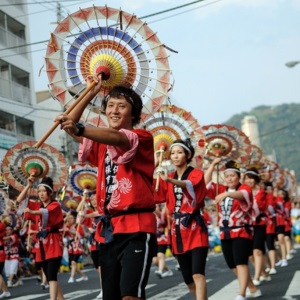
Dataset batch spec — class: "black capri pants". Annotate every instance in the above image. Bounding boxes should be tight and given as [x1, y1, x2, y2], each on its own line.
[221, 237, 252, 269]
[40, 256, 62, 281]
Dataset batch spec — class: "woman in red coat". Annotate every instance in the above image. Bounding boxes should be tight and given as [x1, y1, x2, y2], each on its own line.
[158, 139, 208, 300]
[205, 158, 261, 300]
[24, 177, 64, 300]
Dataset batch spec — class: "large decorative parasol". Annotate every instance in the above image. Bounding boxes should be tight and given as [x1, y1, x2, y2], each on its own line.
[45, 5, 173, 128]
[242, 144, 266, 170]
[141, 104, 206, 169]
[68, 163, 97, 196]
[202, 124, 252, 170]
[2, 141, 68, 192]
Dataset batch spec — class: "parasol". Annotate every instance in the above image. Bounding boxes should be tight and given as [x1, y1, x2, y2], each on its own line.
[45, 5, 173, 129]
[242, 144, 266, 170]
[141, 104, 206, 169]
[68, 163, 97, 197]
[1, 141, 68, 192]
[202, 124, 252, 170]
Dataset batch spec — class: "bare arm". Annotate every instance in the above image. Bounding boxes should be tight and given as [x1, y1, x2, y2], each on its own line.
[16, 176, 36, 203]
[204, 157, 221, 184]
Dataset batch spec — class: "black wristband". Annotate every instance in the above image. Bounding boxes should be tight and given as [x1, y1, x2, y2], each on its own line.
[75, 123, 85, 136]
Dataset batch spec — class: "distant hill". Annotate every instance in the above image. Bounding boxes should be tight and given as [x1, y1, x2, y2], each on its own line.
[225, 103, 300, 182]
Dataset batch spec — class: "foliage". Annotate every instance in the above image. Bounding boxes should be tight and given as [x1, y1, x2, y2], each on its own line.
[225, 103, 300, 182]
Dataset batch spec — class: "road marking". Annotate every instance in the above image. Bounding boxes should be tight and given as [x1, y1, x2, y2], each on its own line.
[10, 294, 47, 300]
[209, 279, 239, 300]
[148, 282, 189, 300]
[284, 271, 300, 297]
[64, 290, 99, 299]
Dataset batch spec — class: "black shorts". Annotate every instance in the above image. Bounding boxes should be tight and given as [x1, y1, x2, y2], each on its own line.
[90, 250, 101, 269]
[221, 238, 252, 269]
[252, 225, 266, 253]
[69, 254, 81, 263]
[276, 225, 285, 235]
[153, 243, 169, 257]
[41, 256, 62, 281]
[0, 261, 4, 274]
[176, 247, 208, 284]
[99, 232, 156, 300]
[266, 233, 276, 251]
[284, 231, 291, 238]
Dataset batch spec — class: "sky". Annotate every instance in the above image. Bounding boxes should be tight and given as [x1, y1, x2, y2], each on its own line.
[25, 0, 300, 126]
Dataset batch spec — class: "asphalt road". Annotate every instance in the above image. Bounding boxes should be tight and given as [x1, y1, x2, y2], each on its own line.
[6, 244, 300, 300]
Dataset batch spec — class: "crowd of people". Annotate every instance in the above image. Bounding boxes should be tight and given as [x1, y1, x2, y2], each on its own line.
[0, 75, 299, 300]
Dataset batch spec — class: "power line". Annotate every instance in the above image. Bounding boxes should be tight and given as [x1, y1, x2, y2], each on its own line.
[0, 0, 213, 52]
[0, 0, 83, 6]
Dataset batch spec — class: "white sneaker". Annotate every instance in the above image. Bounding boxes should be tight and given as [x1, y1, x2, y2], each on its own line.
[290, 248, 297, 254]
[161, 270, 174, 278]
[97, 290, 103, 299]
[281, 259, 288, 267]
[68, 277, 74, 283]
[6, 281, 12, 288]
[246, 288, 262, 298]
[269, 268, 277, 275]
[286, 254, 293, 260]
[234, 296, 246, 300]
[13, 279, 23, 287]
[259, 275, 271, 282]
[76, 276, 88, 282]
[252, 279, 261, 286]
[275, 260, 282, 266]
[265, 267, 270, 273]
[155, 270, 163, 278]
[0, 292, 11, 299]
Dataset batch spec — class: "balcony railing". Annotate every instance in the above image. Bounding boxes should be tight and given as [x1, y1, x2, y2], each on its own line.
[0, 78, 31, 104]
[0, 128, 34, 150]
[0, 26, 28, 58]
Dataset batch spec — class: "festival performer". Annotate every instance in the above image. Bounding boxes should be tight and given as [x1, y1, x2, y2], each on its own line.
[23, 177, 64, 300]
[16, 189, 49, 290]
[78, 193, 103, 299]
[3, 225, 22, 288]
[282, 189, 294, 260]
[157, 139, 209, 300]
[0, 218, 10, 299]
[263, 181, 278, 275]
[274, 188, 288, 267]
[205, 158, 261, 300]
[243, 168, 270, 285]
[152, 203, 173, 279]
[57, 76, 157, 300]
[64, 211, 88, 283]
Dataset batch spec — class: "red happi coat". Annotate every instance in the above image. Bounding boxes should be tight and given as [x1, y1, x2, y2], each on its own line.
[275, 195, 286, 227]
[79, 128, 156, 243]
[4, 233, 19, 260]
[284, 201, 292, 232]
[163, 168, 208, 254]
[66, 224, 85, 255]
[33, 201, 64, 262]
[206, 183, 253, 240]
[155, 211, 171, 246]
[252, 189, 268, 226]
[265, 193, 277, 234]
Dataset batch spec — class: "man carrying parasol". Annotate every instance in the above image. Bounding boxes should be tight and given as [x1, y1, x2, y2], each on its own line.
[57, 75, 156, 300]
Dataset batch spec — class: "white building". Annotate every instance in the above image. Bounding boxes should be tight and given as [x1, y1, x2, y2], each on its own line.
[241, 115, 261, 147]
[0, 1, 73, 165]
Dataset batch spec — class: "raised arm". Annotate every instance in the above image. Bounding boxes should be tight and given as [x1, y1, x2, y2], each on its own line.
[204, 157, 221, 184]
[16, 176, 36, 204]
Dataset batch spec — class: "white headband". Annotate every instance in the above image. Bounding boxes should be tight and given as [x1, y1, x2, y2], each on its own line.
[38, 183, 53, 192]
[224, 168, 240, 174]
[245, 170, 259, 176]
[169, 143, 191, 154]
